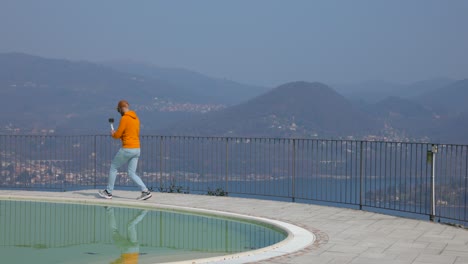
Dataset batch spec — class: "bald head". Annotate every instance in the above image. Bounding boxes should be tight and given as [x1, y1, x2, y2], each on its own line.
[117, 100, 130, 116]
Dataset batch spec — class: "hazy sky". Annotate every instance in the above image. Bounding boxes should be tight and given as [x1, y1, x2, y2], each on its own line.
[1, 0, 467, 87]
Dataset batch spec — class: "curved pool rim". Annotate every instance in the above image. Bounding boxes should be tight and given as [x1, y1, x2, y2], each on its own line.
[0, 193, 315, 264]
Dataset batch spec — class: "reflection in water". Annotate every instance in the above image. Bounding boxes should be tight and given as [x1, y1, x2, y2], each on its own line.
[106, 207, 147, 264]
[0, 200, 286, 263]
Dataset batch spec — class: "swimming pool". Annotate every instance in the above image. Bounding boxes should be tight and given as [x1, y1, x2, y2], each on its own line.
[0, 199, 287, 263]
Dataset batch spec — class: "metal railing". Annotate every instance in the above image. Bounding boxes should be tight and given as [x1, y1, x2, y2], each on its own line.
[0, 135, 467, 225]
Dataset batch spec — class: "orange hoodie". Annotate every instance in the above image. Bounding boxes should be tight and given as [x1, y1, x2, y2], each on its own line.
[112, 110, 140, 148]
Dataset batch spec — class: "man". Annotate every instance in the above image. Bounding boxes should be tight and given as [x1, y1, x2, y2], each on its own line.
[99, 100, 152, 200]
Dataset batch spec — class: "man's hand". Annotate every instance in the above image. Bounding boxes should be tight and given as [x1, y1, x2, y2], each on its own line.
[111, 130, 115, 136]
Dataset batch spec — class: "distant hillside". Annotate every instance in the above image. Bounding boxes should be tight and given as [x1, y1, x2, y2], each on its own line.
[430, 113, 468, 144]
[335, 78, 454, 103]
[334, 80, 405, 103]
[0, 53, 196, 133]
[416, 79, 468, 115]
[370, 96, 433, 119]
[167, 81, 379, 138]
[103, 60, 269, 105]
[367, 96, 438, 138]
[402, 78, 454, 98]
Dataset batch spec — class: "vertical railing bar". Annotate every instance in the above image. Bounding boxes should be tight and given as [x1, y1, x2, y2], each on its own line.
[249, 138, 252, 195]
[218, 137, 221, 193]
[445, 145, 450, 220]
[177, 137, 180, 190]
[385, 142, 397, 210]
[430, 144, 437, 222]
[352, 141, 359, 205]
[420, 144, 424, 214]
[360, 141, 364, 210]
[449, 145, 455, 220]
[364, 141, 368, 207]
[266, 138, 270, 196]
[394, 142, 397, 210]
[207, 137, 211, 192]
[329, 140, 332, 202]
[316, 139, 319, 201]
[267, 138, 271, 197]
[20, 135, 24, 189]
[399, 143, 404, 209]
[465, 145, 468, 221]
[159, 136, 163, 191]
[334, 140, 338, 202]
[155, 136, 161, 191]
[211, 137, 214, 192]
[372, 142, 376, 208]
[225, 138, 229, 195]
[271, 138, 275, 197]
[344, 140, 348, 203]
[253, 139, 260, 194]
[292, 138, 296, 202]
[309, 139, 312, 200]
[342, 140, 346, 202]
[404, 143, 414, 210]
[334, 140, 337, 203]
[242, 138, 246, 195]
[326, 139, 329, 201]
[457, 145, 462, 220]
[259, 138, 262, 196]
[94, 135, 97, 189]
[351, 141, 355, 205]
[415, 143, 419, 213]
[302, 139, 307, 199]
[395, 144, 402, 211]
[18, 136, 21, 188]
[377, 142, 381, 208]
[399, 143, 406, 210]
[307, 139, 317, 200]
[319, 140, 322, 201]
[305, 139, 309, 200]
[411, 143, 414, 212]
[354, 141, 357, 205]
[380, 142, 388, 208]
[425, 144, 430, 215]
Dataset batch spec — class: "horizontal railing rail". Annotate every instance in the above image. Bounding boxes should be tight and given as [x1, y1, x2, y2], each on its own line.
[0, 135, 466, 225]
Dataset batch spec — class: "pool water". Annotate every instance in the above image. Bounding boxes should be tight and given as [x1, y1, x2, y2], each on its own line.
[0, 200, 286, 264]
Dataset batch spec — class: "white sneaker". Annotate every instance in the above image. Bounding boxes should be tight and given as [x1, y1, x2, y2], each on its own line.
[98, 190, 112, 199]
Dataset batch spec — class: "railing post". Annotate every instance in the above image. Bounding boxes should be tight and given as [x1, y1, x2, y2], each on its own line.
[159, 136, 163, 190]
[292, 139, 296, 202]
[430, 144, 438, 222]
[225, 138, 229, 194]
[359, 141, 364, 210]
[94, 135, 97, 189]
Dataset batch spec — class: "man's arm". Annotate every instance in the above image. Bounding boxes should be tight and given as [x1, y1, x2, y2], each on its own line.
[112, 116, 127, 139]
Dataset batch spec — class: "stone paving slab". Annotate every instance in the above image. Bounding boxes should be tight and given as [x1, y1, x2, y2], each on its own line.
[0, 189, 467, 264]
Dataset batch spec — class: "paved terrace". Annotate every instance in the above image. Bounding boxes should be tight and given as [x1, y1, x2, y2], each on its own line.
[0, 190, 467, 264]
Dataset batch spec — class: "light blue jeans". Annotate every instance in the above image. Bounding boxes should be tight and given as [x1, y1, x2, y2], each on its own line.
[106, 148, 148, 193]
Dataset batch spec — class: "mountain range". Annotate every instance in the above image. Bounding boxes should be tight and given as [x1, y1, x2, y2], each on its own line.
[166, 81, 379, 138]
[1, 52, 467, 144]
[0, 53, 265, 133]
[102, 60, 268, 105]
[334, 78, 455, 103]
